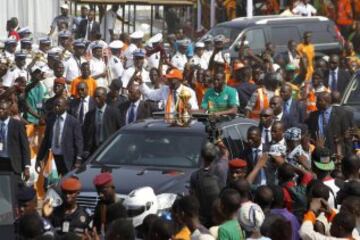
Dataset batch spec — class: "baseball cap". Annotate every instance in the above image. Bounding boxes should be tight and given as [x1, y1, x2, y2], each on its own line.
[165, 69, 183, 80]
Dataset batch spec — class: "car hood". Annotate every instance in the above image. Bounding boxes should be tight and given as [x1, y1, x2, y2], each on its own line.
[71, 164, 195, 195]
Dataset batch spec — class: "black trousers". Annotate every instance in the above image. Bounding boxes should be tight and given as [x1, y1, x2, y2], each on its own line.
[53, 155, 69, 177]
[0, 157, 23, 186]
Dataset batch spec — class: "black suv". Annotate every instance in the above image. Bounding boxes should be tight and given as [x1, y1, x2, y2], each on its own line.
[203, 15, 343, 58]
[69, 116, 257, 212]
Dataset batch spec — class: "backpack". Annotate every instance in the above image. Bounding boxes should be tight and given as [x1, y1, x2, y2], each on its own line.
[195, 169, 221, 224]
[284, 185, 308, 222]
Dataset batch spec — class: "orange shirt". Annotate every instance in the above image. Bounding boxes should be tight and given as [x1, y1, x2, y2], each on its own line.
[224, 0, 237, 20]
[195, 82, 207, 106]
[70, 76, 97, 98]
[336, 0, 353, 25]
[297, 43, 315, 82]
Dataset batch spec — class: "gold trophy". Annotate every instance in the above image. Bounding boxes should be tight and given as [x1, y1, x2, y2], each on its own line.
[176, 89, 192, 126]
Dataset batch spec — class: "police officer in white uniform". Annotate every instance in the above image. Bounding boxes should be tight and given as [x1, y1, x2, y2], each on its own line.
[90, 42, 107, 87]
[108, 40, 125, 81]
[20, 38, 34, 68]
[63, 39, 87, 83]
[171, 39, 189, 71]
[2, 51, 29, 87]
[1, 39, 17, 64]
[189, 42, 208, 70]
[202, 35, 214, 65]
[122, 49, 150, 89]
[58, 31, 73, 61]
[146, 33, 163, 70]
[209, 34, 231, 71]
[124, 31, 144, 69]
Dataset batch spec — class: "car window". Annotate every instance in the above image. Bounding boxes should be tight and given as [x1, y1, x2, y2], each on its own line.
[222, 123, 255, 158]
[303, 23, 336, 44]
[343, 73, 360, 104]
[203, 26, 243, 48]
[244, 29, 266, 50]
[271, 27, 300, 45]
[95, 132, 205, 168]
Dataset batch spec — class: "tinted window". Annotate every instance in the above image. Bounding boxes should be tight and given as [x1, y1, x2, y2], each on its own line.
[304, 23, 336, 44]
[222, 123, 254, 158]
[204, 26, 242, 47]
[343, 74, 360, 104]
[245, 29, 266, 50]
[95, 132, 204, 168]
[271, 27, 300, 45]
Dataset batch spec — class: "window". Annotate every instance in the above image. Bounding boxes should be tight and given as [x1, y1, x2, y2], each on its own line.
[304, 23, 336, 44]
[271, 27, 300, 46]
[96, 132, 204, 168]
[344, 74, 360, 104]
[245, 29, 266, 50]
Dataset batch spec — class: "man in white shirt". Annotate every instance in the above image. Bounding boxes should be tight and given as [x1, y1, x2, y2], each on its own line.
[90, 43, 107, 87]
[259, 108, 274, 148]
[108, 40, 125, 81]
[171, 39, 189, 71]
[137, 68, 199, 113]
[202, 35, 213, 65]
[292, 0, 317, 16]
[1, 39, 17, 65]
[146, 33, 163, 70]
[190, 42, 208, 70]
[124, 31, 144, 69]
[100, 4, 126, 43]
[122, 49, 150, 89]
[2, 52, 29, 87]
[63, 40, 87, 83]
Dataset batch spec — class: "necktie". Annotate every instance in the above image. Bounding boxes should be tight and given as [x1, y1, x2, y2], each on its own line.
[87, 22, 91, 38]
[54, 116, 62, 148]
[254, 149, 266, 185]
[128, 103, 136, 124]
[322, 111, 328, 131]
[79, 99, 84, 124]
[96, 110, 103, 144]
[173, 90, 177, 105]
[284, 101, 289, 115]
[331, 71, 337, 91]
[265, 129, 270, 146]
[0, 122, 5, 149]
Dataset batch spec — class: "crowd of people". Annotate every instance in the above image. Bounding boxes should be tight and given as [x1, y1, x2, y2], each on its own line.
[2, 1, 360, 240]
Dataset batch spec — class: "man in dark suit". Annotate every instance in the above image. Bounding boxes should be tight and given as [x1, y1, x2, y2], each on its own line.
[44, 77, 66, 119]
[83, 87, 122, 157]
[118, 83, 153, 127]
[324, 54, 351, 95]
[235, 66, 257, 113]
[270, 96, 296, 130]
[280, 84, 307, 123]
[106, 78, 127, 109]
[37, 97, 83, 176]
[76, 9, 100, 40]
[306, 92, 350, 154]
[69, 82, 96, 125]
[0, 101, 30, 180]
[259, 108, 274, 150]
[241, 126, 275, 186]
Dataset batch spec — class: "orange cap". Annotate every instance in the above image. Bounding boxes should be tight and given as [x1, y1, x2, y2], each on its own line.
[165, 69, 183, 80]
[54, 77, 66, 85]
[61, 177, 82, 192]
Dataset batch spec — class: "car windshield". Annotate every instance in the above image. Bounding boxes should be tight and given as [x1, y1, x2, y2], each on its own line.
[204, 26, 242, 48]
[343, 74, 360, 104]
[94, 131, 204, 168]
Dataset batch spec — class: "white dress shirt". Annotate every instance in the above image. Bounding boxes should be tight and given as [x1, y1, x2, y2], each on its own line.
[261, 126, 272, 145]
[78, 96, 90, 122]
[124, 43, 138, 69]
[275, 111, 284, 121]
[171, 52, 188, 71]
[189, 54, 208, 70]
[90, 57, 107, 87]
[126, 99, 140, 125]
[51, 112, 67, 155]
[109, 55, 124, 80]
[139, 83, 199, 111]
[121, 67, 150, 89]
[100, 10, 117, 43]
[292, 2, 317, 16]
[0, 117, 10, 158]
[64, 55, 86, 82]
[147, 52, 161, 70]
[2, 66, 29, 87]
[252, 144, 266, 186]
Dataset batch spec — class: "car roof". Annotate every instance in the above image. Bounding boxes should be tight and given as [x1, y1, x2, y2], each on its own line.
[217, 15, 330, 29]
[120, 116, 258, 133]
